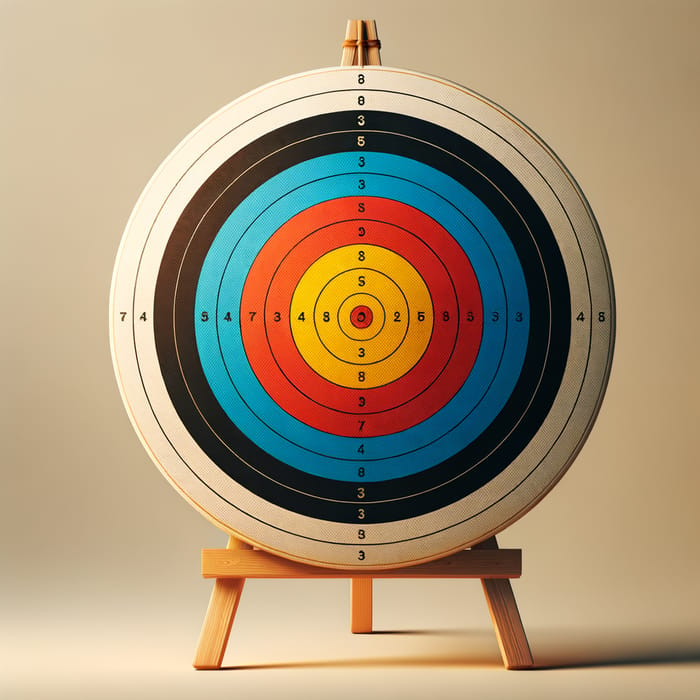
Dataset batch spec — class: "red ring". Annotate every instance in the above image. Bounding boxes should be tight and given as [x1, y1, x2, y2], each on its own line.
[240, 197, 483, 436]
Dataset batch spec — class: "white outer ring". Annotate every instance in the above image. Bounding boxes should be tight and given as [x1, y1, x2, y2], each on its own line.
[110, 66, 614, 569]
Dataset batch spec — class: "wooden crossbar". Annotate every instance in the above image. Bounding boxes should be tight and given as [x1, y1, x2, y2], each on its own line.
[201, 547, 522, 579]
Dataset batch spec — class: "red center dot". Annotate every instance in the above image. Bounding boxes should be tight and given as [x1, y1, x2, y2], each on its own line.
[350, 305, 373, 329]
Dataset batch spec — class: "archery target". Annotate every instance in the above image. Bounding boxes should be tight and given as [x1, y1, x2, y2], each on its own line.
[110, 66, 615, 569]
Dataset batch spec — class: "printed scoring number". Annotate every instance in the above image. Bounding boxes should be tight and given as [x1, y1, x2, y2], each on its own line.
[119, 311, 149, 322]
[576, 311, 609, 322]
[355, 77, 367, 148]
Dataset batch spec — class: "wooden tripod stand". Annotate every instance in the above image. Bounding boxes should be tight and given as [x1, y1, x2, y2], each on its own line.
[193, 534, 533, 670]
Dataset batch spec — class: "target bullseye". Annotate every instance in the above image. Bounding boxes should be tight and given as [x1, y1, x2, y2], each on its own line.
[110, 65, 614, 569]
[350, 305, 373, 329]
[339, 296, 384, 340]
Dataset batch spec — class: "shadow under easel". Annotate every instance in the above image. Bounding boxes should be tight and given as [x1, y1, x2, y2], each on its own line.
[217, 628, 700, 672]
[531, 628, 700, 670]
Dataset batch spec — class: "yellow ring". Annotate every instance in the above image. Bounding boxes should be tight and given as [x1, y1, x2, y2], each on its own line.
[290, 245, 434, 388]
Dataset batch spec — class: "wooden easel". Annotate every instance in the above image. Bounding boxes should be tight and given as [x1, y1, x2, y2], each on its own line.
[193, 20, 533, 671]
[194, 533, 533, 669]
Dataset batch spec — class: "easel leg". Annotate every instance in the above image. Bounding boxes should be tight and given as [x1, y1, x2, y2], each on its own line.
[475, 537, 533, 669]
[351, 578, 373, 633]
[193, 536, 251, 669]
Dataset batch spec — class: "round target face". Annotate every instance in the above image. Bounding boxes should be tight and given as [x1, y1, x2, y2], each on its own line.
[110, 66, 614, 569]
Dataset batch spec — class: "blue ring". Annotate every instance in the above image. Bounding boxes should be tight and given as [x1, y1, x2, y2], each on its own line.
[195, 152, 529, 481]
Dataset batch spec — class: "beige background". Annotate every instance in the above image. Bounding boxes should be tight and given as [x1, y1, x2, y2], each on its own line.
[2, 0, 699, 697]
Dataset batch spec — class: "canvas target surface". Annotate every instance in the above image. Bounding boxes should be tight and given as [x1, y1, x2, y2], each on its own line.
[110, 66, 614, 569]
